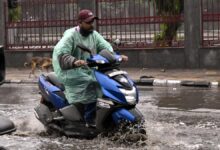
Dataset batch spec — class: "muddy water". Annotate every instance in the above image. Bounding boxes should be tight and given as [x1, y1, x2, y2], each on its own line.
[1, 84, 220, 149]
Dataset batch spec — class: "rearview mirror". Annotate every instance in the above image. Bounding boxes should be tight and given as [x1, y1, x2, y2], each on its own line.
[113, 39, 121, 46]
[112, 39, 121, 52]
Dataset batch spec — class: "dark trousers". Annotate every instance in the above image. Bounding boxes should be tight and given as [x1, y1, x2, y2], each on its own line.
[84, 102, 96, 123]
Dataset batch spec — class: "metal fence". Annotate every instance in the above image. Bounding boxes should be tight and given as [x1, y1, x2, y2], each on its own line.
[5, 0, 184, 51]
[5, 0, 80, 51]
[201, 0, 220, 47]
[96, 0, 184, 49]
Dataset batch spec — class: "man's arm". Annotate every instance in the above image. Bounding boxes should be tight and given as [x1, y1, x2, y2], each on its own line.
[94, 31, 114, 53]
[58, 54, 87, 70]
[58, 54, 76, 70]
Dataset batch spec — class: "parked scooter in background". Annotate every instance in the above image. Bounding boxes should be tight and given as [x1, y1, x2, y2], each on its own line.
[0, 46, 5, 85]
[0, 46, 16, 135]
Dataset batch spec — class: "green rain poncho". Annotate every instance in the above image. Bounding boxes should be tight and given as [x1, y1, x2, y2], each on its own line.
[52, 26, 113, 104]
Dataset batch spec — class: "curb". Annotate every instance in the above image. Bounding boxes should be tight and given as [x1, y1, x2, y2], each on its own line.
[134, 78, 219, 88]
[3, 78, 219, 88]
[4, 79, 37, 84]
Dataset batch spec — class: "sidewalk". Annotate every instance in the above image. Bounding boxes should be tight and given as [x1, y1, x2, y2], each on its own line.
[5, 68, 220, 87]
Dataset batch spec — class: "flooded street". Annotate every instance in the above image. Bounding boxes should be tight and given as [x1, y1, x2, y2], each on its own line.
[139, 86, 220, 150]
[1, 84, 220, 149]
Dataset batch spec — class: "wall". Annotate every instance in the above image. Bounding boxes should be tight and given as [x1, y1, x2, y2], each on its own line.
[120, 48, 185, 68]
[5, 48, 186, 69]
[199, 48, 220, 69]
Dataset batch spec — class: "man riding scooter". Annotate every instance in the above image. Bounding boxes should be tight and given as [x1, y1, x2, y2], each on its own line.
[52, 9, 128, 127]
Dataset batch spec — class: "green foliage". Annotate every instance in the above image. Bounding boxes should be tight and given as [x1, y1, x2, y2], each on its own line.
[152, 0, 184, 46]
[155, 0, 183, 15]
[9, 6, 21, 22]
[154, 24, 167, 41]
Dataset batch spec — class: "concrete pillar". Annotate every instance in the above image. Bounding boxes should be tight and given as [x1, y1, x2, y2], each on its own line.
[0, 0, 5, 45]
[184, 0, 201, 68]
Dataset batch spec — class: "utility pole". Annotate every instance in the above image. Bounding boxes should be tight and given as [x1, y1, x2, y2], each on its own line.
[184, 0, 201, 68]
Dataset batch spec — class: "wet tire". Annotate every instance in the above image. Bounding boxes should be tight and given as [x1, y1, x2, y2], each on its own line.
[40, 97, 55, 111]
[102, 108, 147, 145]
[129, 108, 144, 123]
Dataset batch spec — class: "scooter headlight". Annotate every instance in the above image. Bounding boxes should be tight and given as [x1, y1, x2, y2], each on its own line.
[119, 87, 137, 105]
[118, 57, 122, 62]
[95, 60, 105, 64]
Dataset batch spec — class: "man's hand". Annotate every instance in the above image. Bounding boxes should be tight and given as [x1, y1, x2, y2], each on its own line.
[121, 55, 128, 62]
[73, 60, 87, 67]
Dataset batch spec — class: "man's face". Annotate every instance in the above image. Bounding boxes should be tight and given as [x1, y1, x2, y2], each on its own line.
[80, 20, 94, 32]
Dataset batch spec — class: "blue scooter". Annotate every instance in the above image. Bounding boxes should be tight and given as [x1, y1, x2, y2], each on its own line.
[34, 45, 145, 138]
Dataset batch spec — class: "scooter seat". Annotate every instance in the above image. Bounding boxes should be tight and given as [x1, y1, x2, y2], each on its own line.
[47, 72, 65, 91]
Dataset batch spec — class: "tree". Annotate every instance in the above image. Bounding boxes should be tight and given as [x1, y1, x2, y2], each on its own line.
[8, 0, 18, 9]
[8, 0, 21, 22]
[153, 0, 184, 46]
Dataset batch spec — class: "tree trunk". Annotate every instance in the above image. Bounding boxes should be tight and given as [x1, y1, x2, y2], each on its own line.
[154, 0, 184, 46]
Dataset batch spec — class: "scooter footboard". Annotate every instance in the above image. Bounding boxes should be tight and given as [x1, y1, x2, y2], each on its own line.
[112, 108, 144, 125]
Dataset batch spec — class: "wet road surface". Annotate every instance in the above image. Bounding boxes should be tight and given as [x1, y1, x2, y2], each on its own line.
[1, 84, 220, 149]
